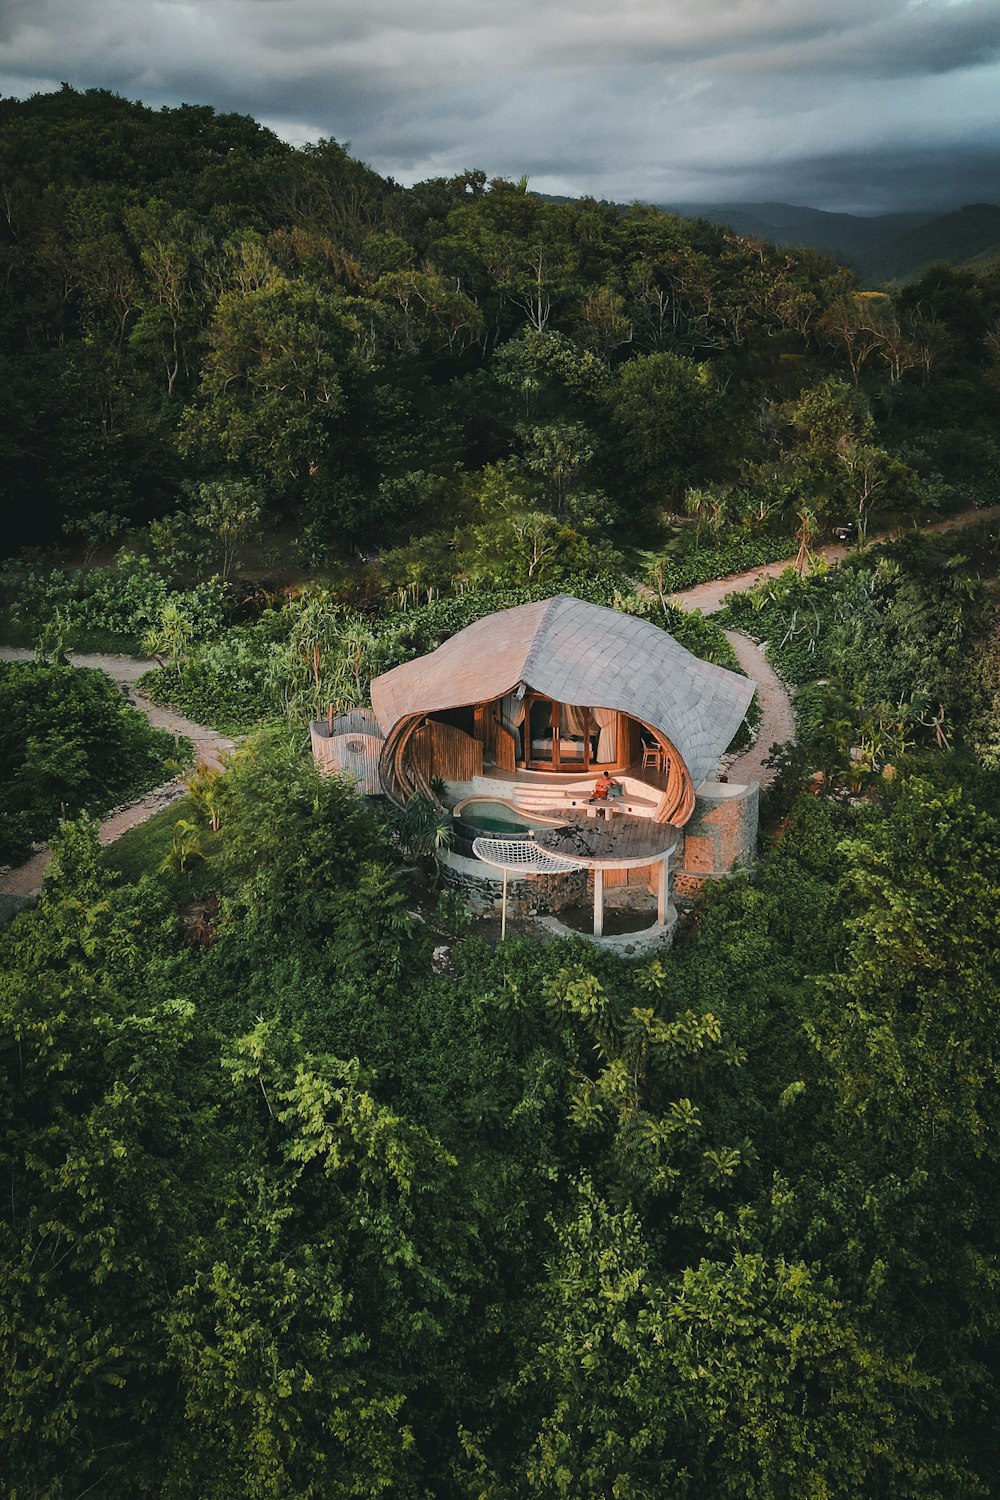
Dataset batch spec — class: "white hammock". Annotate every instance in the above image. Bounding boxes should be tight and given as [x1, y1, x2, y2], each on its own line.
[471, 838, 578, 939]
[471, 837, 579, 875]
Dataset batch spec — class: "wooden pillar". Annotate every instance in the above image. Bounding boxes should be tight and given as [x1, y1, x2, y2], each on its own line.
[657, 853, 669, 926]
[593, 867, 604, 938]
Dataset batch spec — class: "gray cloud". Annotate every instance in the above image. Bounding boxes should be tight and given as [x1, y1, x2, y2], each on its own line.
[1, 0, 998, 212]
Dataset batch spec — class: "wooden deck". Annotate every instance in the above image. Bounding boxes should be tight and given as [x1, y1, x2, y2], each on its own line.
[534, 808, 678, 869]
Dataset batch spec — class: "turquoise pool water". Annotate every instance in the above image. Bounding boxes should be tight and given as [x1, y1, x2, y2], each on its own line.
[454, 800, 556, 836]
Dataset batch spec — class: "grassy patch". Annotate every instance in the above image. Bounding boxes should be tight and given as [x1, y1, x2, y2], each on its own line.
[103, 796, 220, 900]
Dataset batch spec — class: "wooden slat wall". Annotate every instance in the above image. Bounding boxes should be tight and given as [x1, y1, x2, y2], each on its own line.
[619, 714, 642, 768]
[654, 773, 695, 826]
[410, 720, 483, 784]
[474, 704, 497, 761]
[604, 862, 659, 891]
[330, 707, 382, 737]
[311, 726, 338, 774]
[494, 723, 516, 773]
[311, 727, 384, 796]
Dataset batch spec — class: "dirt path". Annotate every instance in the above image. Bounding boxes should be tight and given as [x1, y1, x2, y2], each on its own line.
[720, 631, 797, 787]
[666, 505, 999, 787]
[0, 649, 233, 898]
[670, 504, 1000, 616]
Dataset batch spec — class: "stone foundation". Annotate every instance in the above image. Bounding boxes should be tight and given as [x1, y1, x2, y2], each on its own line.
[441, 850, 589, 916]
[442, 781, 758, 921]
[674, 781, 759, 903]
[441, 851, 674, 925]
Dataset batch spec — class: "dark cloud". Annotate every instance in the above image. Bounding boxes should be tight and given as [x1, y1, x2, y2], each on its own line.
[671, 143, 1000, 218]
[1, 0, 997, 212]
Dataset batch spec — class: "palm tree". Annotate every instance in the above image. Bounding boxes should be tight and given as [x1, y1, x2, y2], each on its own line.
[392, 795, 454, 892]
[142, 600, 195, 677]
[793, 503, 820, 575]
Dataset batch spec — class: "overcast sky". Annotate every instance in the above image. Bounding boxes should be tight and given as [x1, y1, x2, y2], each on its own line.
[1, 0, 998, 214]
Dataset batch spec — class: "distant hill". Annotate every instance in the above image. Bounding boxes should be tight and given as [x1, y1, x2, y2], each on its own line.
[854, 204, 1000, 285]
[534, 194, 1000, 285]
[963, 242, 1000, 276]
[659, 200, 1000, 286]
[663, 201, 930, 267]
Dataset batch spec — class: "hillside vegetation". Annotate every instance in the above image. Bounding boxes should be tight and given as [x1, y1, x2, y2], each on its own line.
[2, 85, 999, 571]
[2, 85, 1000, 1499]
[856, 202, 1000, 286]
[663, 199, 1000, 288]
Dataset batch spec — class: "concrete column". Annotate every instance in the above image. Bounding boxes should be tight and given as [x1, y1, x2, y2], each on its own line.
[593, 867, 604, 937]
[657, 853, 669, 925]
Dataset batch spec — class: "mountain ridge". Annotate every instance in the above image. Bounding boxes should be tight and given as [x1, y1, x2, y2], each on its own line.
[661, 200, 1000, 285]
[534, 191, 1000, 283]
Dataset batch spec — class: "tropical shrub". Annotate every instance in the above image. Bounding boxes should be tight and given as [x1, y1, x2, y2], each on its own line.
[0, 660, 183, 862]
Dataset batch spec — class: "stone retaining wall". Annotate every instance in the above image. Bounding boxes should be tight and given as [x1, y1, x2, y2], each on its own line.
[441, 850, 589, 915]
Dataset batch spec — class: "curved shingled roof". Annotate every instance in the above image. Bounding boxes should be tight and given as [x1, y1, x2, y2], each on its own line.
[370, 595, 756, 788]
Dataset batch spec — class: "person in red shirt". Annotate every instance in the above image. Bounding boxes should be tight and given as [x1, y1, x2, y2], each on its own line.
[590, 770, 619, 801]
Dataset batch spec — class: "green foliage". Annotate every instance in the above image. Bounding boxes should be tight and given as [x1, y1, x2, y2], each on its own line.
[7, 86, 996, 566]
[102, 795, 215, 902]
[609, 350, 720, 502]
[189, 476, 266, 580]
[720, 528, 997, 797]
[138, 624, 279, 733]
[1, 553, 230, 651]
[4, 733, 1000, 1493]
[0, 660, 182, 861]
[493, 1181, 939, 1499]
[643, 531, 797, 594]
[3, 84, 1000, 1500]
[392, 795, 454, 861]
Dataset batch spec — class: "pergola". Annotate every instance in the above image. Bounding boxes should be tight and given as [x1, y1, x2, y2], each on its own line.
[472, 814, 679, 939]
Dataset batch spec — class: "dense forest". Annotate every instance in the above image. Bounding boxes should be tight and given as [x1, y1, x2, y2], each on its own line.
[2, 86, 1000, 1497]
[2, 85, 999, 565]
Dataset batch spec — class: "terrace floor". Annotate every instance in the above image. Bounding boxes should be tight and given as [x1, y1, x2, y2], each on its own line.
[451, 759, 670, 814]
[532, 808, 678, 868]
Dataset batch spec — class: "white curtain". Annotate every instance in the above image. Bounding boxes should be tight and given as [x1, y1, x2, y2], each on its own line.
[560, 702, 589, 736]
[592, 706, 618, 763]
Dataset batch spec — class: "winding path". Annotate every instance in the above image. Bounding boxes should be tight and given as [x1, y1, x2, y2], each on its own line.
[666, 505, 999, 789]
[718, 630, 796, 787]
[669, 504, 1000, 616]
[3, 507, 993, 896]
[0, 650, 233, 898]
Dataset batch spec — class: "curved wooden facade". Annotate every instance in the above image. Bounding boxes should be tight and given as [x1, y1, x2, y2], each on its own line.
[369, 596, 755, 828]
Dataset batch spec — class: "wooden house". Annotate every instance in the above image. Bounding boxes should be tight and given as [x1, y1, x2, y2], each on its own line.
[312, 595, 758, 938]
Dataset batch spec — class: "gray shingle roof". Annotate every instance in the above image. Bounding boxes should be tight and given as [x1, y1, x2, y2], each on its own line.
[370, 595, 756, 787]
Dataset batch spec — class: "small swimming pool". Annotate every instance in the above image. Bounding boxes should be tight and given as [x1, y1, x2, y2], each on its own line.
[453, 798, 559, 837]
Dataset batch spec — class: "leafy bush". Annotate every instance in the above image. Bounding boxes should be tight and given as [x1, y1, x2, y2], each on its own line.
[644, 533, 797, 594]
[0, 661, 184, 862]
[138, 627, 282, 734]
[0, 554, 230, 651]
